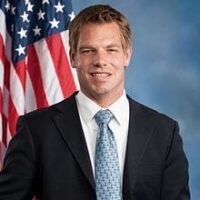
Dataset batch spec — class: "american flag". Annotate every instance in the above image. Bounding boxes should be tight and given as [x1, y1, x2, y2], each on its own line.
[0, 0, 78, 169]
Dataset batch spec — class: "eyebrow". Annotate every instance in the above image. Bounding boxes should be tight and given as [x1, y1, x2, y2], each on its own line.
[105, 44, 121, 48]
[79, 46, 94, 50]
[78, 43, 121, 50]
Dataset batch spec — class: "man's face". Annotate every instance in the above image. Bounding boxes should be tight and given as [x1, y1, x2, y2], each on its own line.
[70, 22, 132, 106]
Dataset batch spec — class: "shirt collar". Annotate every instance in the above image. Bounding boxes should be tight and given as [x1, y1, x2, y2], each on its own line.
[76, 91, 101, 124]
[108, 92, 129, 125]
[76, 90, 129, 125]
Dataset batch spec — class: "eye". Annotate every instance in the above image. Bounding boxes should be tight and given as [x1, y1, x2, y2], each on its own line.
[81, 49, 95, 55]
[107, 48, 118, 53]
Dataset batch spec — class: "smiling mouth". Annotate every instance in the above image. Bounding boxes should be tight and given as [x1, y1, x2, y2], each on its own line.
[90, 72, 111, 77]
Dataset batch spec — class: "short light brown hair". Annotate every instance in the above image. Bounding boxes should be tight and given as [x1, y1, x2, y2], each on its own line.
[69, 4, 132, 53]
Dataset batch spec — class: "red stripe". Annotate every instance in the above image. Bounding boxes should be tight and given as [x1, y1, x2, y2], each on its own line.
[14, 59, 27, 93]
[0, 88, 6, 145]
[46, 34, 76, 98]
[2, 114, 7, 146]
[8, 97, 19, 136]
[0, 87, 2, 114]
[0, 88, 5, 146]
[27, 44, 49, 108]
[0, 34, 8, 153]
[8, 61, 26, 134]
[1, 86, 8, 146]
[0, 34, 9, 146]
[0, 34, 10, 90]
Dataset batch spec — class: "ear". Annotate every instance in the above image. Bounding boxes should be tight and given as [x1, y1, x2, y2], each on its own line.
[124, 47, 132, 67]
[69, 49, 77, 68]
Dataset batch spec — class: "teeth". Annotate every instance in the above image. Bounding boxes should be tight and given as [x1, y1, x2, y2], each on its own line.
[92, 73, 109, 77]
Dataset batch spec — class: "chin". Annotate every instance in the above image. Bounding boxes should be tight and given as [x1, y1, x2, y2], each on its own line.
[93, 87, 109, 95]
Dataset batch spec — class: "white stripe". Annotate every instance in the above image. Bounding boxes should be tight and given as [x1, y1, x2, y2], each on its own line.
[6, 126, 12, 145]
[34, 39, 64, 105]
[0, 140, 6, 154]
[10, 63, 25, 116]
[0, 10, 11, 61]
[0, 141, 6, 169]
[25, 71, 37, 113]
[4, 33, 12, 62]
[60, 30, 79, 90]
[2, 86, 9, 119]
[0, 9, 6, 45]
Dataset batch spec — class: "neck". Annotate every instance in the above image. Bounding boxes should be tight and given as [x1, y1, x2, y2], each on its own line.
[81, 90, 124, 108]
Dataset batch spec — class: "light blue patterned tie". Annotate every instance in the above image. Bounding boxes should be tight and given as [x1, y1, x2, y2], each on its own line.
[95, 109, 121, 200]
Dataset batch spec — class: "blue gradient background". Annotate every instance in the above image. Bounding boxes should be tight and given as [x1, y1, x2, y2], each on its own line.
[72, 0, 200, 199]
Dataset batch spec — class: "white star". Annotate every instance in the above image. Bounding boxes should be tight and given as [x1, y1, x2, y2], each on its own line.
[69, 11, 75, 21]
[49, 18, 60, 29]
[17, 28, 27, 39]
[27, 3, 34, 12]
[5, 1, 10, 11]
[11, 5, 16, 15]
[37, 9, 45, 20]
[16, 44, 26, 56]
[42, 0, 50, 4]
[24, 0, 30, 5]
[20, 11, 30, 23]
[33, 25, 41, 36]
[54, 2, 65, 13]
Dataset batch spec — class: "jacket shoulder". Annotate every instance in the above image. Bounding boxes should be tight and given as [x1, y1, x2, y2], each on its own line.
[22, 92, 77, 121]
[127, 95, 177, 127]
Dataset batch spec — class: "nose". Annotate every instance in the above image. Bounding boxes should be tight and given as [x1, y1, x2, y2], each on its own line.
[93, 49, 107, 67]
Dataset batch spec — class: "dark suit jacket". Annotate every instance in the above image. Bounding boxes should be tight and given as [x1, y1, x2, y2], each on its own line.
[0, 93, 190, 200]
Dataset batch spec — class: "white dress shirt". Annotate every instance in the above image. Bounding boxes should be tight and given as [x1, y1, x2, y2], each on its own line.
[75, 91, 130, 185]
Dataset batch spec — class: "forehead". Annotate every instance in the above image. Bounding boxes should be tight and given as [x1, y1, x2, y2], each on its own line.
[77, 22, 122, 46]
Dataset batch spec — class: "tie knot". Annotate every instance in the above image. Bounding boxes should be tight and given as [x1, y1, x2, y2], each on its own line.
[95, 109, 113, 126]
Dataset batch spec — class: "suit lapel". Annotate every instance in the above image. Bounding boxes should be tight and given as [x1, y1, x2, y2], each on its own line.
[52, 94, 95, 190]
[123, 97, 155, 199]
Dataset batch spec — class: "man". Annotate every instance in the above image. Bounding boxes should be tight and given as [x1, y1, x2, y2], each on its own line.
[0, 4, 190, 200]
